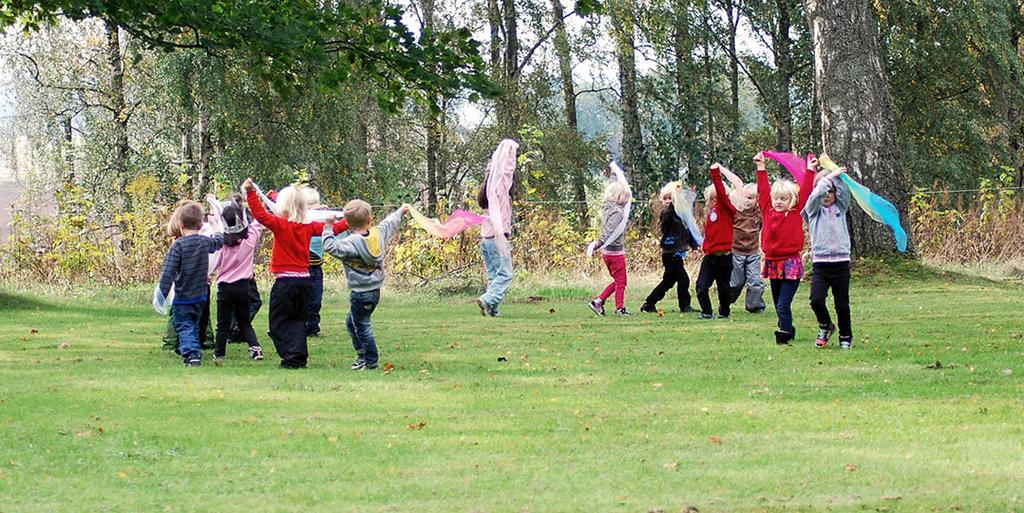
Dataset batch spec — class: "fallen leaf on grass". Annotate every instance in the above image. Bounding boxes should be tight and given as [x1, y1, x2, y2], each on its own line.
[682, 506, 700, 513]
[116, 471, 128, 479]
[708, 436, 722, 446]
[57, 341, 70, 349]
[883, 495, 902, 501]
[549, 308, 556, 314]
[30, 328, 39, 334]
[383, 362, 395, 373]
[657, 310, 664, 317]
[662, 462, 679, 471]
[407, 422, 426, 430]
[845, 464, 858, 472]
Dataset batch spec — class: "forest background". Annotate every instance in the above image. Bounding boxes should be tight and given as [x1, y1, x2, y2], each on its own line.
[0, 0, 1022, 287]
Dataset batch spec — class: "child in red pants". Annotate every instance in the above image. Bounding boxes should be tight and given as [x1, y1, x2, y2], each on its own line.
[589, 179, 632, 316]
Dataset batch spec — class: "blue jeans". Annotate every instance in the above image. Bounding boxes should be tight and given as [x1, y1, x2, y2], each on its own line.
[480, 238, 513, 309]
[172, 302, 204, 359]
[770, 279, 801, 335]
[306, 266, 324, 335]
[347, 289, 380, 365]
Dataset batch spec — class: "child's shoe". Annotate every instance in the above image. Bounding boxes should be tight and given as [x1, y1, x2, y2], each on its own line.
[476, 297, 493, 317]
[815, 323, 836, 348]
[490, 305, 501, 318]
[717, 314, 730, 320]
[615, 308, 632, 316]
[351, 357, 367, 370]
[774, 330, 794, 345]
[839, 336, 853, 350]
[249, 346, 264, 360]
[697, 312, 714, 320]
[183, 356, 202, 367]
[589, 299, 606, 316]
[680, 306, 696, 313]
[747, 307, 766, 314]
[639, 303, 657, 313]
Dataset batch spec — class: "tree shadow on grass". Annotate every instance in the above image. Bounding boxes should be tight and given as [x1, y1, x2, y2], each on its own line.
[0, 289, 57, 311]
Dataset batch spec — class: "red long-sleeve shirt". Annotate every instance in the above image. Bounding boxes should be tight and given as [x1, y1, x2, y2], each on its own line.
[247, 189, 325, 275]
[757, 167, 815, 261]
[701, 168, 737, 254]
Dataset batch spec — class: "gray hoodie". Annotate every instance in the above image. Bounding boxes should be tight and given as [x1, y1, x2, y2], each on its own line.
[322, 209, 404, 292]
[802, 175, 852, 262]
[597, 201, 626, 253]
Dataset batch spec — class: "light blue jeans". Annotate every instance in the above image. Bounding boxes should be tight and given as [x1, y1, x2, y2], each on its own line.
[480, 238, 513, 309]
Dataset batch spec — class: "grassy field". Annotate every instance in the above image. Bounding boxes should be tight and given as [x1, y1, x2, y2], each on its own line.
[1, 264, 1022, 512]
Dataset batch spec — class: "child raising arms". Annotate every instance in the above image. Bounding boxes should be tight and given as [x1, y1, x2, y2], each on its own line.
[754, 152, 816, 344]
[803, 162, 854, 349]
[694, 164, 737, 319]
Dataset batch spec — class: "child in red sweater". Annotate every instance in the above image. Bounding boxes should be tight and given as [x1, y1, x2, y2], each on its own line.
[243, 178, 325, 368]
[695, 164, 736, 319]
[754, 152, 817, 344]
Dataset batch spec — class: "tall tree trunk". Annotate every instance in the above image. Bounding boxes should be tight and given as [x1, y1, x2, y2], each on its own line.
[194, 96, 213, 199]
[62, 115, 74, 185]
[105, 21, 129, 205]
[488, 0, 503, 73]
[775, 0, 793, 151]
[673, 0, 699, 174]
[806, 0, 908, 255]
[1009, 5, 1024, 189]
[550, 0, 588, 225]
[725, 0, 741, 143]
[612, 0, 645, 196]
[702, 3, 715, 158]
[499, 0, 520, 135]
[422, 0, 442, 214]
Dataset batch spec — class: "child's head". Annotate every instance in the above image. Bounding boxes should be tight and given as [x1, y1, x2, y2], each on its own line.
[172, 200, 205, 232]
[221, 202, 251, 247]
[814, 171, 838, 207]
[659, 182, 677, 208]
[303, 188, 322, 208]
[343, 199, 373, 230]
[770, 179, 800, 212]
[603, 181, 631, 206]
[276, 185, 310, 224]
[731, 183, 758, 211]
[703, 184, 719, 208]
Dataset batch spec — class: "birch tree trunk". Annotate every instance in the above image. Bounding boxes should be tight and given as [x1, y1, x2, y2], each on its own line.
[774, 0, 793, 151]
[422, 0, 442, 214]
[194, 96, 213, 199]
[550, 0, 588, 225]
[105, 21, 130, 205]
[806, 0, 908, 255]
[612, 0, 645, 196]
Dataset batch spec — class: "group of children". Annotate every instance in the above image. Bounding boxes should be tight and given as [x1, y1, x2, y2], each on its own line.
[590, 152, 855, 350]
[158, 179, 408, 368]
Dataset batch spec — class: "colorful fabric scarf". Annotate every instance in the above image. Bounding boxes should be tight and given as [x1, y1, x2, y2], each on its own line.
[587, 162, 632, 257]
[819, 155, 908, 252]
[408, 206, 486, 239]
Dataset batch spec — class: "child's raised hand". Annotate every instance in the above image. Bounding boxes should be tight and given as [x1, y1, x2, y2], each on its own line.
[242, 178, 255, 192]
[807, 157, 819, 170]
[753, 152, 765, 164]
[710, 162, 721, 172]
[400, 204, 411, 215]
[829, 167, 847, 179]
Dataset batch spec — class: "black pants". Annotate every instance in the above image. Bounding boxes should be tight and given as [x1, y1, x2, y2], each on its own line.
[696, 253, 733, 316]
[216, 280, 260, 357]
[199, 285, 212, 348]
[809, 261, 852, 337]
[269, 278, 313, 368]
[229, 279, 262, 339]
[644, 253, 692, 311]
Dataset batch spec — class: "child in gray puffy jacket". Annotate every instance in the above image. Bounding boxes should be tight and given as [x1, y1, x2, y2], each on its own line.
[802, 165, 853, 349]
[322, 200, 408, 369]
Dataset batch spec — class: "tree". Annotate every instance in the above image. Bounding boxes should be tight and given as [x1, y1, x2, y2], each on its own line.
[805, 0, 907, 255]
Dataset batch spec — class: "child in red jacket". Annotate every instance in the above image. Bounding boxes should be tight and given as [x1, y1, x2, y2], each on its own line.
[754, 152, 817, 344]
[695, 164, 736, 319]
[243, 178, 325, 368]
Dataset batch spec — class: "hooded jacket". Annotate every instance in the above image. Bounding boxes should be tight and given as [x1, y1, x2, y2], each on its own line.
[321, 209, 403, 292]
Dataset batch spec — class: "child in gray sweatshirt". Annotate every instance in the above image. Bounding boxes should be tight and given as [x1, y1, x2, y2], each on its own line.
[322, 200, 408, 370]
[802, 166, 853, 349]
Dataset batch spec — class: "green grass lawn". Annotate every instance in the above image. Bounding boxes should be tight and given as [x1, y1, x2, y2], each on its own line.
[1, 267, 1022, 512]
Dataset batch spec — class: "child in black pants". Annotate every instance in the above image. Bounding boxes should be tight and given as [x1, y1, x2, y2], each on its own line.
[802, 164, 854, 349]
[641, 182, 700, 313]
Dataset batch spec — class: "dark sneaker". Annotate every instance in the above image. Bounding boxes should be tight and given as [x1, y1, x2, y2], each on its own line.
[774, 330, 794, 345]
[680, 306, 696, 313]
[615, 308, 632, 316]
[307, 331, 321, 338]
[816, 323, 836, 348]
[717, 314, 730, 320]
[351, 358, 367, 370]
[476, 297, 493, 317]
[639, 304, 657, 314]
[357, 362, 379, 371]
[183, 356, 201, 367]
[490, 306, 501, 318]
[747, 307, 766, 314]
[697, 313, 714, 320]
[589, 299, 606, 316]
[249, 346, 264, 360]
[839, 336, 853, 350]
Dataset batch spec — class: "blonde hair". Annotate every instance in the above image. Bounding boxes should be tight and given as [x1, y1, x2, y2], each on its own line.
[343, 199, 373, 229]
[731, 183, 758, 211]
[276, 186, 310, 223]
[659, 182, 678, 200]
[603, 181, 631, 205]
[703, 184, 717, 205]
[303, 188, 321, 206]
[770, 179, 800, 210]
